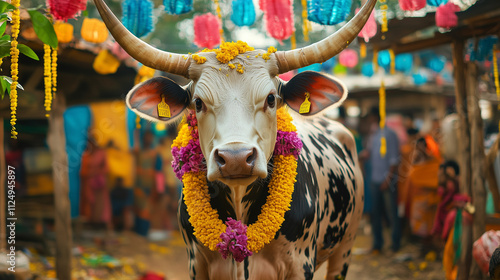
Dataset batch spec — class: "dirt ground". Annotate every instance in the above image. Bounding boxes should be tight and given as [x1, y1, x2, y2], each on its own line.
[26, 217, 445, 279]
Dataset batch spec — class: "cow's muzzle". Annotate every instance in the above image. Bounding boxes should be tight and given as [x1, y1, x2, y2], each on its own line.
[214, 148, 256, 178]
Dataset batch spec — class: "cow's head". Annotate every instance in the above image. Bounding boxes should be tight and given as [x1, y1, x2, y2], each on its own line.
[94, 0, 376, 187]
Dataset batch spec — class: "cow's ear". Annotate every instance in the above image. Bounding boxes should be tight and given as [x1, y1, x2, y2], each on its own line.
[280, 71, 347, 116]
[126, 76, 191, 123]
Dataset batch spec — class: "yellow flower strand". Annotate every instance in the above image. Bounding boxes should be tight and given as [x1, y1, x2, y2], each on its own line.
[360, 42, 366, 58]
[380, 0, 388, 39]
[9, 0, 20, 139]
[51, 47, 58, 98]
[301, 0, 309, 41]
[44, 44, 52, 117]
[291, 32, 296, 50]
[493, 45, 500, 131]
[177, 107, 297, 253]
[389, 49, 395, 75]
[379, 80, 386, 158]
[373, 48, 378, 72]
[213, 0, 224, 42]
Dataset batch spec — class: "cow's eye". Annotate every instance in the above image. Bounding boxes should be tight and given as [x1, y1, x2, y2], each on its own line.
[195, 98, 204, 112]
[267, 94, 276, 108]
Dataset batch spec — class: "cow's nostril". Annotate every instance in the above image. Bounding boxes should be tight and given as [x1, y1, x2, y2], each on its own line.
[214, 149, 226, 166]
[246, 148, 257, 165]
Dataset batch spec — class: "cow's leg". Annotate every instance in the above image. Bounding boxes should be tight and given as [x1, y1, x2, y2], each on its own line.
[324, 242, 353, 280]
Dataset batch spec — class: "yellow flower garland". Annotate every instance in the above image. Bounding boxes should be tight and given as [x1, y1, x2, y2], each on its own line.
[176, 107, 297, 253]
[44, 44, 52, 117]
[51, 47, 58, 98]
[379, 80, 386, 157]
[9, 0, 20, 139]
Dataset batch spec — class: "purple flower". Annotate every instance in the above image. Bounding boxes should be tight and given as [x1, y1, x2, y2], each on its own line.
[274, 131, 303, 158]
[216, 218, 252, 262]
[171, 138, 207, 180]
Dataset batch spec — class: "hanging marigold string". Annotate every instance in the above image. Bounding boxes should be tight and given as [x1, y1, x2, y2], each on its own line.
[301, 0, 309, 41]
[43, 44, 52, 117]
[213, 0, 224, 42]
[373, 48, 379, 72]
[493, 45, 500, 131]
[380, 0, 388, 39]
[360, 42, 366, 58]
[291, 31, 296, 50]
[51, 47, 58, 99]
[389, 49, 395, 74]
[9, 0, 21, 139]
[379, 80, 386, 157]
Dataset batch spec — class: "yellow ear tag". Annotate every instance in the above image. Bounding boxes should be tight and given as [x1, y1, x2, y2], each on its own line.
[299, 92, 311, 114]
[157, 96, 171, 118]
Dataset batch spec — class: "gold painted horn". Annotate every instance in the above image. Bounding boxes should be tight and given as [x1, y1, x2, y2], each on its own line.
[93, 0, 191, 78]
[275, 0, 378, 74]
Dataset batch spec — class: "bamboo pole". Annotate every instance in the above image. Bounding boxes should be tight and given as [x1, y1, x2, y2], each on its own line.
[0, 118, 6, 251]
[452, 40, 473, 280]
[466, 62, 487, 279]
[47, 94, 72, 280]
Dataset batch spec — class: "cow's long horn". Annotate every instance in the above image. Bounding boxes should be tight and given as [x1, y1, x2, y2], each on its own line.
[275, 0, 377, 73]
[93, 0, 191, 78]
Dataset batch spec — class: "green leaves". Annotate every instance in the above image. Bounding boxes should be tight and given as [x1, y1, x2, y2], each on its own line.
[27, 9, 58, 48]
[0, 2, 16, 15]
[0, 76, 23, 99]
[18, 43, 39, 60]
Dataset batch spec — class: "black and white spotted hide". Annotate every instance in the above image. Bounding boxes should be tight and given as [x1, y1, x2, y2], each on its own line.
[178, 116, 363, 280]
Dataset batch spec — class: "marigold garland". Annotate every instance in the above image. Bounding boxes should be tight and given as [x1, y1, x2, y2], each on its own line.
[379, 80, 386, 157]
[44, 44, 52, 117]
[9, 0, 20, 139]
[213, 0, 224, 41]
[172, 107, 301, 260]
[51, 47, 58, 98]
[493, 45, 500, 131]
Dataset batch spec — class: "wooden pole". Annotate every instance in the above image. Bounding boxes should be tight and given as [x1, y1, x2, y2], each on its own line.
[47, 94, 72, 280]
[452, 40, 473, 280]
[466, 62, 487, 279]
[0, 118, 6, 251]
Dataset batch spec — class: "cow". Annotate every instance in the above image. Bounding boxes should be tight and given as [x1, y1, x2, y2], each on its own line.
[93, 0, 376, 279]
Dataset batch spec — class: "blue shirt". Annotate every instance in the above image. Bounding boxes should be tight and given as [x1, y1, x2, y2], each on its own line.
[370, 127, 400, 184]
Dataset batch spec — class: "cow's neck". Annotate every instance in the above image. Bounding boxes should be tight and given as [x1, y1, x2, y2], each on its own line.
[208, 162, 272, 225]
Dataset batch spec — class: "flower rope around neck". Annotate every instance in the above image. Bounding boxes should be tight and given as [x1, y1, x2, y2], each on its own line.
[171, 107, 302, 262]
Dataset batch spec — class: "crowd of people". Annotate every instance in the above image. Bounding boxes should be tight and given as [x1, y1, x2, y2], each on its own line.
[79, 127, 181, 241]
[352, 106, 497, 278]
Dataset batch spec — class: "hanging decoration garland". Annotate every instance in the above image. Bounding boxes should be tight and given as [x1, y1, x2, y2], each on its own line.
[380, 0, 388, 39]
[193, 13, 221, 49]
[172, 107, 301, 261]
[398, 0, 426, 12]
[379, 80, 386, 157]
[493, 45, 500, 131]
[122, 0, 155, 38]
[9, 0, 21, 139]
[231, 0, 256, 27]
[389, 49, 395, 74]
[427, 0, 448, 7]
[164, 0, 193, 15]
[47, 0, 87, 21]
[261, 0, 294, 41]
[301, 0, 309, 41]
[44, 44, 52, 117]
[52, 47, 58, 99]
[307, 0, 351, 25]
[214, 0, 224, 41]
[435, 2, 460, 29]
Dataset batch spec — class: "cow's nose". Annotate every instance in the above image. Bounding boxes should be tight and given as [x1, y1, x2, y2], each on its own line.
[214, 148, 256, 177]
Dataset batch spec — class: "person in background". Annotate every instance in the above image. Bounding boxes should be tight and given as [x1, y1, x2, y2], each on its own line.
[407, 137, 441, 254]
[80, 137, 112, 231]
[110, 176, 134, 231]
[432, 160, 460, 240]
[398, 128, 420, 219]
[367, 108, 401, 253]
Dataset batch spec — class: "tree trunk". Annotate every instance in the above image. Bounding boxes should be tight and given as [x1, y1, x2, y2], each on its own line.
[453, 40, 473, 280]
[47, 94, 72, 280]
[466, 62, 487, 279]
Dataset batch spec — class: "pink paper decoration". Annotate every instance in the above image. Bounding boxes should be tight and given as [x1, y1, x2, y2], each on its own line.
[339, 49, 358, 68]
[111, 42, 131, 61]
[193, 13, 221, 49]
[261, 0, 294, 41]
[357, 8, 377, 42]
[279, 71, 294, 81]
[47, 0, 87, 21]
[436, 2, 460, 29]
[398, 0, 426, 11]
